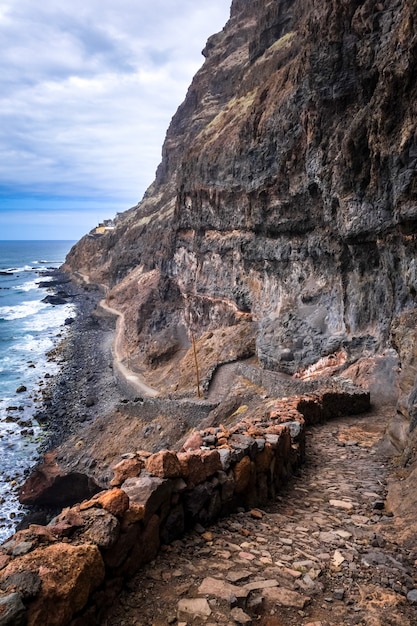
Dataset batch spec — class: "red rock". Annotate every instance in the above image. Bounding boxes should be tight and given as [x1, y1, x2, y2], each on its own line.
[48, 507, 85, 537]
[145, 450, 182, 478]
[109, 458, 143, 486]
[182, 431, 203, 451]
[19, 452, 100, 508]
[254, 443, 274, 472]
[1, 543, 104, 626]
[0, 553, 11, 570]
[265, 424, 287, 435]
[80, 488, 129, 518]
[177, 451, 205, 485]
[217, 438, 228, 446]
[201, 449, 222, 477]
[234, 456, 252, 493]
[96, 488, 130, 517]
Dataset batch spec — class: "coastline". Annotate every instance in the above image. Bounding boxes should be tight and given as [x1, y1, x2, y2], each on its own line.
[14, 272, 121, 529]
[36, 275, 120, 450]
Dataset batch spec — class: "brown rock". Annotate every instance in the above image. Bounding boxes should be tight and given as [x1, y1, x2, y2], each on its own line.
[145, 450, 182, 478]
[0, 553, 11, 570]
[121, 514, 161, 577]
[234, 456, 252, 493]
[230, 607, 253, 625]
[122, 502, 146, 527]
[19, 452, 100, 508]
[177, 597, 211, 618]
[263, 587, 307, 609]
[79, 509, 120, 549]
[177, 451, 205, 486]
[201, 449, 222, 477]
[121, 473, 172, 525]
[1, 543, 104, 626]
[255, 443, 274, 472]
[109, 458, 143, 486]
[182, 431, 203, 451]
[96, 488, 130, 517]
[48, 507, 85, 537]
[198, 577, 248, 602]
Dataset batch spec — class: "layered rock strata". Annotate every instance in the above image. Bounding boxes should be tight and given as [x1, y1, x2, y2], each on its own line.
[63, 0, 417, 390]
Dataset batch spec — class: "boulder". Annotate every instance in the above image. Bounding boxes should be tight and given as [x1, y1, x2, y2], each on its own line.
[0, 543, 105, 626]
[121, 473, 172, 525]
[145, 450, 182, 478]
[109, 458, 143, 486]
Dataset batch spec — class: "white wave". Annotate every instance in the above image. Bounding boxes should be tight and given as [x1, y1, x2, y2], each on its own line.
[2, 265, 34, 274]
[22, 303, 76, 331]
[13, 334, 54, 354]
[0, 300, 48, 321]
[36, 275, 53, 282]
[11, 280, 39, 292]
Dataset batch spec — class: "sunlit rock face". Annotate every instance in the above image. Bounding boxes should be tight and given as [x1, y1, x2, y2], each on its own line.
[64, 0, 417, 379]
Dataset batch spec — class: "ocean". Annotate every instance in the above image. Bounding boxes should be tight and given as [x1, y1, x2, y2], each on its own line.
[0, 240, 76, 542]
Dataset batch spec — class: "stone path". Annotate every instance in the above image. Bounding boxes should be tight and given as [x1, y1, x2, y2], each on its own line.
[103, 407, 417, 626]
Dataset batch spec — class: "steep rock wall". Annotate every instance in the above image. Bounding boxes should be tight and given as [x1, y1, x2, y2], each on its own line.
[64, 0, 417, 380]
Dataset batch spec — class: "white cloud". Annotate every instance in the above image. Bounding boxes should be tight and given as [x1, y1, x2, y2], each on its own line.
[0, 0, 231, 212]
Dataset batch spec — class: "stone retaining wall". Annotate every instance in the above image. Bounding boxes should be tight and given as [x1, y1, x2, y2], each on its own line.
[116, 396, 218, 426]
[0, 387, 369, 626]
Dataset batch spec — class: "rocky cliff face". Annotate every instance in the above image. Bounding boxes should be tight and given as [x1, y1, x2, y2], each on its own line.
[64, 0, 417, 396]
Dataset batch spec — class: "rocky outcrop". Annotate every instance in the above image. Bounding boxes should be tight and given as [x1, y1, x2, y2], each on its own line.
[18, 452, 100, 508]
[63, 0, 417, 394]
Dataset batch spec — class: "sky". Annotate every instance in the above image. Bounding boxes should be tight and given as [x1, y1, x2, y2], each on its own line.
[0, 0, 231, 240]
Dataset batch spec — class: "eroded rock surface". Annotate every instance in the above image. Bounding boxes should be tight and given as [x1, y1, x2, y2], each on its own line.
[63, 0, 417, 394]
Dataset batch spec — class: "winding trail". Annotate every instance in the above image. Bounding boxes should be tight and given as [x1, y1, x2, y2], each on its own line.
[97, 298, 159, 398]
[104, 406, 416, 626]
[70, 269, 159, 398]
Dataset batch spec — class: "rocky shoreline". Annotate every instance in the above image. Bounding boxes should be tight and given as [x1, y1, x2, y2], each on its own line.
[36, 276, 119, 449]
[15, 273, 120, 529]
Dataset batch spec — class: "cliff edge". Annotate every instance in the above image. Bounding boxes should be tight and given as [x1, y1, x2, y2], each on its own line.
[63, 0, 417, 404]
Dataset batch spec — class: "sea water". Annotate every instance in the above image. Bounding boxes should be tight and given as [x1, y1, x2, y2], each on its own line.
[0, 240, 76, 542]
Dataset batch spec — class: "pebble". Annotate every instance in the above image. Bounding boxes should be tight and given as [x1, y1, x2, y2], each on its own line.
[406, 589, 417, 604]
[329, 500, 354, 511]
[333, 588, 345, 600]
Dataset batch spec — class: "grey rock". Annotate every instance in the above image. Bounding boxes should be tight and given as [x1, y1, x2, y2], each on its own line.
[122, 472, 172, 525]
[406, 589, 417, 605]
[0, 593, 26, 626]
[333, 588, 345, 601]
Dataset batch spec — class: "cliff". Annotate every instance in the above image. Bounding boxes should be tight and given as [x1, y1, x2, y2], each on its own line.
[63, 0, 417, 401]
[4, 1, 417, 623]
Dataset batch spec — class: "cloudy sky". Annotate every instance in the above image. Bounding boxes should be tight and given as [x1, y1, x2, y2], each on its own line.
[0, 0, 231, 240]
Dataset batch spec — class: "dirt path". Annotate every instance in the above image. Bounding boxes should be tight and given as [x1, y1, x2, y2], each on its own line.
[103, 406, 417, 626]
[98, 298, 159, 398]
